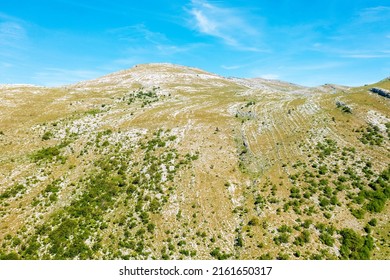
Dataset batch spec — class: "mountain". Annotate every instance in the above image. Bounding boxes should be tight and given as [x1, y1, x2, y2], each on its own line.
[0, 63, 389, 260]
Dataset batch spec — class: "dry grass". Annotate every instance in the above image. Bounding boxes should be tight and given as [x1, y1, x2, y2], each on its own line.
[0, 64, 389, 260]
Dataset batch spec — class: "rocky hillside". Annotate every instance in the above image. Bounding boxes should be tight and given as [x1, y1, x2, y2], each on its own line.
[0, 64, 389, 260]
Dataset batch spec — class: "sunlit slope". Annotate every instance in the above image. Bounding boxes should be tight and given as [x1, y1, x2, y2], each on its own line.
[0, 65, 389, 260]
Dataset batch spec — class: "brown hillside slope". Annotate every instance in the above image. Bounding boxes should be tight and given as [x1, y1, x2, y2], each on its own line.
[0, 64, 389, 260]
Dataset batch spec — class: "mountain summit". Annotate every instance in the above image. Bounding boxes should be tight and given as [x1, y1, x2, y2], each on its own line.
[0, 64, 389, 260]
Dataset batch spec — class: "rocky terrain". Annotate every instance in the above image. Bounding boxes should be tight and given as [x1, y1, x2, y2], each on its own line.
[0, 63, 389, 260]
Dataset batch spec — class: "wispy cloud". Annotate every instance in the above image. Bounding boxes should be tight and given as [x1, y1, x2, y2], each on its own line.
[0, 62, 13, 68]
[0, 13, 32, 71]
[109, 24, 168, 45]
[0, 14, 28, 49]
[221, 59, 264, 71]
[247, 67, 284, 80]
[187, 0, 264, 52]
[323, 46, 390, 59]
[109, 24, 202, 56]
[341, 53, 390, 59]
[309, 38, 390, 60]
[293, 62, 344, 71]
[0, 22, 26, 43]
[260, 74, 279, 80]
[357, 6, 390, 23]
[107, 23, 205, 70]
[221, 64, 244, 70]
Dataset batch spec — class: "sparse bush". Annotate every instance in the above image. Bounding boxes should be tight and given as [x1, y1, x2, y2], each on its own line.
[210, 247, 231, 260]
[339, 228, 373, 260]
[294, 230, 310, 246]
[290, 187, 301, 199]
[277, 253, 289, 260]
[336, 101, 352, 113]
[351, 208, 365, 219]
[274, 233, 289, 245]
[0, 184, 26, 200]
[235, 234, 244, 247]
[0, 252, 20, 260]
[302, 219, 312, 229]
[319, 232, 334, 247]
[248, 217, 259, 226]
[31, 142, 69, 163]
[316, 139, 337, 158]
[42, 131, 53, 140]
[278, 225, 292, 233]
[368, 218, 377, 227]
[359, 125, 384, 146]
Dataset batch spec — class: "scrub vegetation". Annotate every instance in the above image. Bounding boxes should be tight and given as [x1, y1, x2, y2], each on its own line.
[0, 64, 389, 260]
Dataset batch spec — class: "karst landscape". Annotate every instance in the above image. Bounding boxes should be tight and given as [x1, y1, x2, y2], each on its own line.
[0, 63, 389, 260]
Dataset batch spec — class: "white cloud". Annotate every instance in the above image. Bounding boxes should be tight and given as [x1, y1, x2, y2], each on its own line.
[221, 60, 260, 70]
[338, 49, 390, 59]
[221, 64, 243, 70]
[155, 44, 199, 55]
[357, 6, 390, 23]
[188, 0, 264, 52]
[0, 62, 13, 68]
[109, 24, 202, 56]
[288, 62, 344, 71]
[260, 74, 279, 80]
[0, 21, 27, 47]
[110, 24, 168, 45]
[342, 54, 390, 59]
[108, 24, 205, 69]
[113, 57, 140, 67]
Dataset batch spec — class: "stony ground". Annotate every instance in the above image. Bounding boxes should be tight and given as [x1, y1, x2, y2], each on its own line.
[0, 64, 389, 260]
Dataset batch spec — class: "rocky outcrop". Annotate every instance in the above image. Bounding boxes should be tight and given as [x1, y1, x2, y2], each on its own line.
[370, 87, 390, 99]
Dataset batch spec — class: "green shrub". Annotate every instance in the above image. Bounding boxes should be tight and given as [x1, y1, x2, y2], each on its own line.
[319, 197, 330, 207]
[368, 218, 377, 227]
[0, 184, 26, 200]
[147, 223, 155, 233]
[30, 142, 69, 163]
[278, 225, 292, 233]
[42, 131, 53, 140]
[0, 252, 20, 260]
[319, 232, 334, 246]
[248, 217, 259, 226]
[290, 188, 301, 199]
[339, 229, 373, 260]
[235, 234, 244, 247]
[316, 139, 337, 158]
[294, 230, 310, 246]
[276, 253, 289, 260]
[274, 233, 289, 245]
[210, 247, 231, 260]
[351, 208, 365, 219]
[359, 125, 384, 146]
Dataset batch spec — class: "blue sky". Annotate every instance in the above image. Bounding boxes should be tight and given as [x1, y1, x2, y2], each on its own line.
[0, 0, 389, 86]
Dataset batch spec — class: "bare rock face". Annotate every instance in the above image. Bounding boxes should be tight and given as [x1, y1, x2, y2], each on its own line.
[370, 87, 390, 99]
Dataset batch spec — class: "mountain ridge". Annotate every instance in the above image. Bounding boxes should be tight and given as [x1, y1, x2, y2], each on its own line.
[1, 63, 386, 91]
[68, 63, 347, 90]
